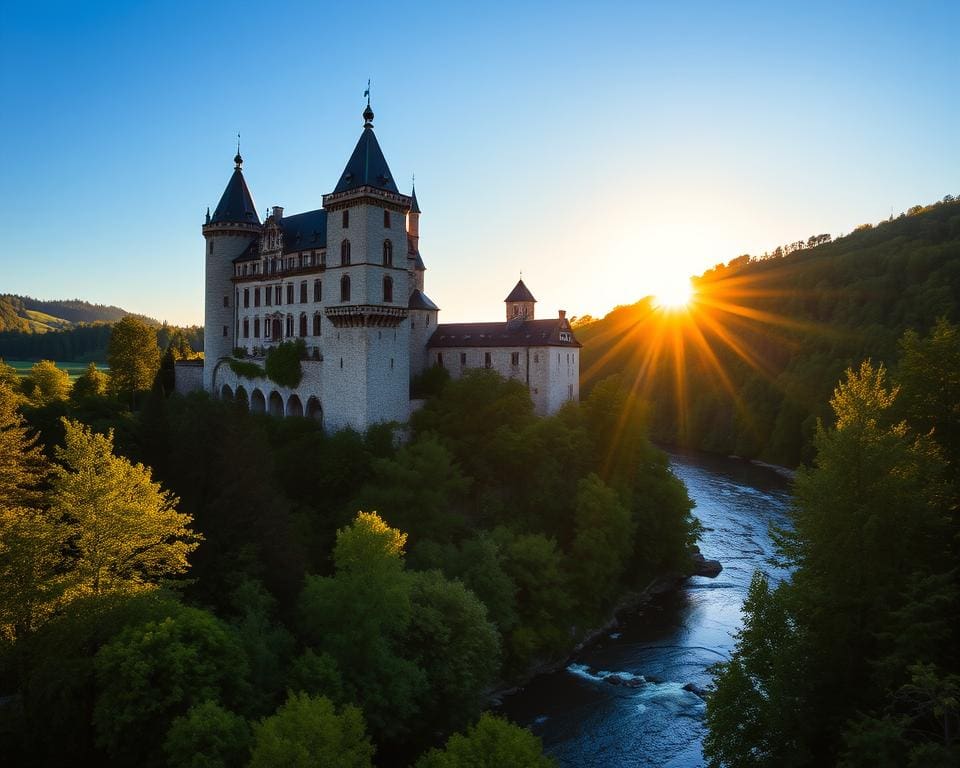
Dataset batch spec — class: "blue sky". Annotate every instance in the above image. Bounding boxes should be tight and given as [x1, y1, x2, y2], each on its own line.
[1, 1, 957, 325]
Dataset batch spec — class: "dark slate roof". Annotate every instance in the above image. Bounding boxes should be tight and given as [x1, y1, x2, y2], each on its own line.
[428, 319, 581, 349]
[332, 127, 399, 194]
[280, 209, 328, 254]
[505, 279, 536, 303]
[410, 184, 421, 213]
[408, 289, 439, 311]
[211, 166, 260, 225]
[232, 239, 260, 263]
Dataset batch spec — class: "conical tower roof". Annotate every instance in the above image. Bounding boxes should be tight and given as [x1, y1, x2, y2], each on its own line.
[332, 104, 399, 194]
[410, 182, 421, 213]
[505, 279, 536, 303]
[210, 153, 260, 225]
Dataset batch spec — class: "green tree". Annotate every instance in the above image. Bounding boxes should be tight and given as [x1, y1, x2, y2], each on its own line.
[24, 359, 71, 405]
[107, 316, 160, 396]
[71, 361, 109, 401]
[51, 419, 201, 598]
[414, 714, 555, 768]
[248, 693, 374, 768]
[163, 700, 252, 768]
[93, 605, 250, 765]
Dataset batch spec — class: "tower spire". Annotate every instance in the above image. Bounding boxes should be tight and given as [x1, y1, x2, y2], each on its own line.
[234, 133, 243, 169]
[363, 80, 374, 127]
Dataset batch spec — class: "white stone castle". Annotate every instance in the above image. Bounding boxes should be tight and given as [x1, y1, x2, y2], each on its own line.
[175, 100, 581, 432]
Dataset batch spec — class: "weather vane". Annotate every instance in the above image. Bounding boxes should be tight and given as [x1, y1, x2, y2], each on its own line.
[364, 79, 371, 106]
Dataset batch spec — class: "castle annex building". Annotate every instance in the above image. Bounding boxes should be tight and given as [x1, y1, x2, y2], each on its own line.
[176, 102, 581, 432]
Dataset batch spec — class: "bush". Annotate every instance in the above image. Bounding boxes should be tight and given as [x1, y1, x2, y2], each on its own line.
[264, 340, 305, 388]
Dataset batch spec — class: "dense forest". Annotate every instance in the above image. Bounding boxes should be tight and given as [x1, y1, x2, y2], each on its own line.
[0, 318, 698, 767]
[0, 294, 156, 332]
[577, 197, 960, 465]
[705, 318, 960, 766]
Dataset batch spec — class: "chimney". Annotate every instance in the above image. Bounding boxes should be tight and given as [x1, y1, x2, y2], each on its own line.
[272, 206, 284, 221]
[558, 309, 566, 322]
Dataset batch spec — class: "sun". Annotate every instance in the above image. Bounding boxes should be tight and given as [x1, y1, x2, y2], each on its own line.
[652, 276, 694, 310]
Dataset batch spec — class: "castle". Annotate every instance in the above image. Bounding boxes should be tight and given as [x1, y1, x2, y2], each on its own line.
[175, 101, 581, 432]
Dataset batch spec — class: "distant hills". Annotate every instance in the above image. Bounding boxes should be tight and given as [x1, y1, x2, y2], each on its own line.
[0, 294, 159, 333]
[577, 195, 960, 465]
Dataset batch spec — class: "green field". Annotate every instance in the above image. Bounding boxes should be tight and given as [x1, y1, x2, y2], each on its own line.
[6, 360, 109, 381]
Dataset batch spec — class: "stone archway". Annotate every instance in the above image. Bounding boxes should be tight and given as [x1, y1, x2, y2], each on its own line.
[220, 384, 233, 401]
[235, 385, 249, 411]
[306, 396, 323, 425]
[250, 389, 266, 414]
[286, 394, 303, 418]
[268, 391, 284, 417]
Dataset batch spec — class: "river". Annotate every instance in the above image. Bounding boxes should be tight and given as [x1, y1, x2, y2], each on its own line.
[500, 451, 794, 767]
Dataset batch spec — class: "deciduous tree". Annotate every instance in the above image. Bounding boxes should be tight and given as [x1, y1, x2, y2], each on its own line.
[107, 316, 160, 395]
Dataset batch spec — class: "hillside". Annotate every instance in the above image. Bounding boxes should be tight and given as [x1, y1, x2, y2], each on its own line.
[0, 294, 157, 332]
[578, 196, 960, 465]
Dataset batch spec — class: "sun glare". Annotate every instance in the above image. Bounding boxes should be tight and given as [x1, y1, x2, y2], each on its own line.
[653, 276, 694, 309]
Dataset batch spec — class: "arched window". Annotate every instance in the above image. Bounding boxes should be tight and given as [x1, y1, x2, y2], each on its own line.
[383, 275, 393, 303]
[313, 279, 321, 301]
[383, 209, 391, 228]
[286, 314, 294, 337]
[342, 209, 349, 228]
[341, 239, 351, 266]
[340, 274, 351, 302]
[299, 313, 307, 337]
[313, 313, 322, 336]
[382, 239, 393, 266]
[300, 282, 307, 303]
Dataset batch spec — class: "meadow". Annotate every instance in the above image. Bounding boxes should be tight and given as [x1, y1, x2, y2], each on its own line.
[7, 360, 109, 380]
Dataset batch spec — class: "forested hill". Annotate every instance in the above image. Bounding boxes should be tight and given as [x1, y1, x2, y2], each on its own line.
[0, 294, 158, 332]
[577, 196, 960, 465]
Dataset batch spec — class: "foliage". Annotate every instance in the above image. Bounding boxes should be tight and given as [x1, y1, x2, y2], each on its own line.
[228, 358, 265, 379]
[107, 316, 161, 395]
[248, 692, 375, 768]
[22, 359, 72, 405]
[414, 714, 555, 768]
[163, 700, 252, 768]
[264, 339, 305, 387]
[410, 363, 450, 398]
[51, 418, 201, 597]
[93, 605, 250, 765]
[72, 361, 109, 400]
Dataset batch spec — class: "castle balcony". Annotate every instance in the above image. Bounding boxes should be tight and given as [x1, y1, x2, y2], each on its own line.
[324, 304, 408, 328]
[233, 263, 325, 283]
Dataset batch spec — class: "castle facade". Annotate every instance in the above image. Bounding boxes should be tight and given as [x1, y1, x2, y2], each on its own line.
[176, 102, 580, 431]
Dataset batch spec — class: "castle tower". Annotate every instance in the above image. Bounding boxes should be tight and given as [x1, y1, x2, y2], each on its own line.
[320, 101, 414, 431]
[202, 151, 261, 390]
[505, 279, 536, 320]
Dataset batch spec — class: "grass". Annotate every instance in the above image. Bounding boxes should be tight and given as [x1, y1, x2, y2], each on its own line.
[5, 360, 109, 381]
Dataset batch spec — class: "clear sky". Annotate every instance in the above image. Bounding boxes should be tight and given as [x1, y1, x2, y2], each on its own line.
[1, 1, 957, 326]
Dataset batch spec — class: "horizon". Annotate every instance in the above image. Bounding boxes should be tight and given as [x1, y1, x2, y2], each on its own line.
[1, 1, 957, 326]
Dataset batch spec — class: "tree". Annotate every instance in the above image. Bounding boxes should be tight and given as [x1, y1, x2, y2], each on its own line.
[93, 605, 250, 765]
[163, 700, 251, 768]
[71, 361, 109, 401]
[107, 316, 160, 395]
[248, 693, 374, 768]
[414, 714, 555, 768]
[50, 419, 201, 598]
[24, 359, 71, 405]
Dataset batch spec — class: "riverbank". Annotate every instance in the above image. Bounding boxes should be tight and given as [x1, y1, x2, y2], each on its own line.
[488, 571, 688, 706]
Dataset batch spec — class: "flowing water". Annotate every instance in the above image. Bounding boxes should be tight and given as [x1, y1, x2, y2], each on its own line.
[500, 451, 793, 767]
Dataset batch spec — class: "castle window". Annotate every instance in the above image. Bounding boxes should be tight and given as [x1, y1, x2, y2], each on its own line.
[222, 325, 227, 337]
[340, 274, 351, 302]
[384, 209, 391, 228]
[484, 352, 492, 369]
[275, 285, 282, 305]
[300, 281, 307, 303]
[383, 276, 393, 303]
[286, 284, 294, 304]
[265, 288, 272, 307]
[342, 209, 349, 228]
[223, 295, 229, 308]
[382, 239, 393, 266]
[341, 239, 351, 266]
[460, 352, 466, 366]
[313, 313, 321, 336]
[254, 317, 260, 338]
[243, 288, 250, 308]
[299, 313, 307, 337]
[286, 314, 294, 337]
[320, 250, 326, 268]
[511, 352, 520, 366]
[209, 241, 214, 255]
[313, 279, 322, 301]
[254, 288, 260, 307]
[243, 318, 249, 338]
